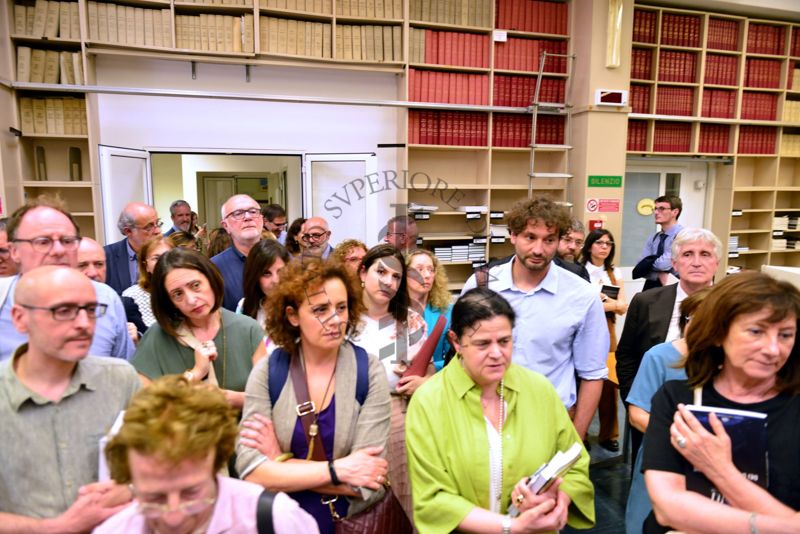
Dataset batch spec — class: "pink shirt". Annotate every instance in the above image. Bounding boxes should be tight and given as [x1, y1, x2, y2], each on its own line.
[94, 475, 319, 534]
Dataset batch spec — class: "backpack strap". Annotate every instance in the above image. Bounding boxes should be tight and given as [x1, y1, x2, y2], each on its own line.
[268, 344, 369, 407]
[255, 490, 277, 534]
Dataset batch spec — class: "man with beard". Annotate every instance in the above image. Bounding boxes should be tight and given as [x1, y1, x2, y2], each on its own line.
[163, 200, 192, 237]
[462, 197, 608, 440]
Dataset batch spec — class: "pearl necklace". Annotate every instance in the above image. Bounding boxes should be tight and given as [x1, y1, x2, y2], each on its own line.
[492, 379, 505, 511]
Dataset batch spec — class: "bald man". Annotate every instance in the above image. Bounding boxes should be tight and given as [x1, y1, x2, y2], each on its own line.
[0, 218, 18, 278]
[104, 202, 162, 295]
[211, 194, 264, 311]
[0, 266, 140, 532]
[77, 237, 107, 283]
[299, 216, 333, 259]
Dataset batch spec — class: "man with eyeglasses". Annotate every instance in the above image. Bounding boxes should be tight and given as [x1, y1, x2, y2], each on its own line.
[298, 216, 333, 260]
[0, 199, 135, 362]
[0, 218, 19, 278]
[105, 202, 163, 295]
[163, 200, 192, 237]
[0, 265, 140, 532]
[633, 195, 683, 292]
[554, 218, 590, 283]
[262, 203, 288, 244]
[212, 195, 264, 311]
[383, 215, 418, 252]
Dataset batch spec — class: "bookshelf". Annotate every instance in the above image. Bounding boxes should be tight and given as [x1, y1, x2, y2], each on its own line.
[631, 5, 800, 275]
[406, 0, 571, 286]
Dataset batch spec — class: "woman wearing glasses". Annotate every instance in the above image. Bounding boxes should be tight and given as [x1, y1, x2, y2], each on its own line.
[122, 236, 173, 331]
[97, 375, 318, 534]
[578, 229, 628, 452]
[132, 248, 267, 408]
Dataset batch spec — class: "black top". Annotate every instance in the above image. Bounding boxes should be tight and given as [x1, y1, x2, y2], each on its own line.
[642, 379, 800, 533]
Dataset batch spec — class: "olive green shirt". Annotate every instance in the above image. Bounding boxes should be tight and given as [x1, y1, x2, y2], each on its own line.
[132, 308, 263, 392]
[406, 359, 595, 533]
[0, 345, 140, 518]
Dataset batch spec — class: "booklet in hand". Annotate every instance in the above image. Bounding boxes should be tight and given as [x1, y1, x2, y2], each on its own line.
[507, 442, 583, 517]
[601, 284, 620, 300]
[684, 404, 768, 503]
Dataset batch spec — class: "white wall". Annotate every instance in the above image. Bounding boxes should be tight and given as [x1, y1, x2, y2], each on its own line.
[94, 56, 405, 229]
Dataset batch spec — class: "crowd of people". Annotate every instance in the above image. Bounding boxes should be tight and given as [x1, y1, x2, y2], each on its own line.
[0, 191, 799, 534]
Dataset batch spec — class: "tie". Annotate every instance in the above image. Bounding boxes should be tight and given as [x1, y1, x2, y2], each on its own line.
[655, 232, 667, 257]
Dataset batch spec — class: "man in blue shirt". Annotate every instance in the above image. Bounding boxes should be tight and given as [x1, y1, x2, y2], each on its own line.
[163, 200, 192, 237]
[211, 194, 263, 311]
[0, 199, 135, 361]
[262, 203, 287, 244]
[635, 195, 683, 291]
[462, 197, 608, 440]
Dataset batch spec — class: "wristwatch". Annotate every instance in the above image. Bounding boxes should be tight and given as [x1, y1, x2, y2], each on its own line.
[501, 515, 512, 534]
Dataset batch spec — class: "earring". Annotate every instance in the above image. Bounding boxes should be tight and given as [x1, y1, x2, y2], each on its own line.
[361, 281, 365, 288]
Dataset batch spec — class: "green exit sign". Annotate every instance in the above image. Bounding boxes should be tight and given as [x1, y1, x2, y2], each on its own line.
[588, 175, 622, 187]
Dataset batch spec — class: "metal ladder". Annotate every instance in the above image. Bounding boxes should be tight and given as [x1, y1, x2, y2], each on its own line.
[527, 51, 576, 206]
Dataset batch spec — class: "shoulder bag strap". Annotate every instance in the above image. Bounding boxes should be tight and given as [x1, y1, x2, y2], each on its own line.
[288, 354, 327, 461]
[256, 490, 276, 534]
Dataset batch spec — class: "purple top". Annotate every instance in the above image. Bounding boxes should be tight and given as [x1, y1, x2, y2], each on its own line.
[289, 395, 347, 534]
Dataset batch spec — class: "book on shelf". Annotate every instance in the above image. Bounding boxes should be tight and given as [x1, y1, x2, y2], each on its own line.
[781, 134, 800, 157]
[657, 50, 697, 84]
[629, 84, 650, 114]
[409, 70, 488, 105]
[69, 146, 82, 181]
[495, 0, 569, 35]
[741, 92, 777, 121]
[32, 98, 47, 133]
[43, 50, 60, 84]
[699, 124, 731, 154]
[660, 13, 702, 48]
[704, 54, 738, 86]
[684, 405, 767, 503]
[738, 126, 777, 155]
[653, 122, 691, 153]
[87, 2, 172, 48]
[409, 110, 487, 146]
[16, 46, 32, 83]
[19, 98, 35, 133]
[655, 86, 694, 116]
[632, 8, 657, 43]
[631, 48, 653, 80]
[707, 17, 740, 51]
[744, 59, 782, 89]
[411, 0, 491, 27]
[747, 23, 786, 56]
[34, 145, 48, 181]
[494, 38, 567, 73]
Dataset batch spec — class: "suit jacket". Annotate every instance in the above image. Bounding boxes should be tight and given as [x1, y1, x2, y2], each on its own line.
[616, 283, 678, 401]
[104, 238, 133, 295]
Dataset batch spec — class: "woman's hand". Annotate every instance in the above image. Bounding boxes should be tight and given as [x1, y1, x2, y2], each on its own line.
[670, 403, 735, 481]
[333, 446, 388, 490]
[510, 477, 563, 515]
[190, 340, 217, 381]
[240, 413, 283, 459]
[396, 374, 427, 396]
[513, 488, 570, 533]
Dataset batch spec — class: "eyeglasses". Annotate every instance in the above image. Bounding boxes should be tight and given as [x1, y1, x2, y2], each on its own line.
[136, 496, 215, 519]
[18, 302, 108, 321]
[594, 240, 614, 248]
[413, 266, 436, 275]
[653, 207, 674, 212]
[270, 221, 287, 229]
[13, 236, 82, 253]
[302, 232, 329, 243]
[134, 220, 163, 233]
[560, 237, 584, 248]
[225, 208, 261, 221]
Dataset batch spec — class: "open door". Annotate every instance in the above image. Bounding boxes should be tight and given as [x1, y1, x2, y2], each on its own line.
[98, 146, 152, 244]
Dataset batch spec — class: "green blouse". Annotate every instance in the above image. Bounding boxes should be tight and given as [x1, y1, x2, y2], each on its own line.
[406, 358, 595, 533]
[132, 308, 263, 392]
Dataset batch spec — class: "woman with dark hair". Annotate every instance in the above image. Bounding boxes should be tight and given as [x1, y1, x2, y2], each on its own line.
[122, 235, 173, 331]
[166, 230, 202, 253]
[406, 288, 594, 533]
[644, 271, 800, 533]
[206, 227, 232, 258]
[235, 259, 392, 534]
[237, 239, 291, 358]
[351, 244, 427, 520]
[285, 217, 307, 257]
[132, 247, 267, 408]
[579, 228, 628, 452]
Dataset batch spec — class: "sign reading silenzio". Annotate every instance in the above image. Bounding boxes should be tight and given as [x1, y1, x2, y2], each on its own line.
[588, 175, 623, 188]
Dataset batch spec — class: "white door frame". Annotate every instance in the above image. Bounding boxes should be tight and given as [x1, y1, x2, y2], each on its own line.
[98, 145, 152, 242]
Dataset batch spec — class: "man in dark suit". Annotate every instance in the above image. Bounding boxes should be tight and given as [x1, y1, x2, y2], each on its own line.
[104, 202, 162, 295]
[616, 227, 721, 460]
[163, 200, 192, 237]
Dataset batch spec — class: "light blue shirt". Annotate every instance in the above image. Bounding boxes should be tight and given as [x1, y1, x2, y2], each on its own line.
[0, 276, 135, 362]
[639, 223, 683, 278]
[462, 258, 608, 407]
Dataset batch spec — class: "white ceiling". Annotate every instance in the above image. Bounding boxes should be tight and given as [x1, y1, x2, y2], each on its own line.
[641, 0, 800, 23]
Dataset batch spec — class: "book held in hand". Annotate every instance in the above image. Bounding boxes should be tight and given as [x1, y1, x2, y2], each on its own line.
[684, 405, 767, 503]
[508, 442, 583, 517]
[601, 284, 620, 300]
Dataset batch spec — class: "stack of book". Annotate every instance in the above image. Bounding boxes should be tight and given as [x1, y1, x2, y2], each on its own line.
[16, 47, 84, 85]
[728, 235, 739, 255]
[495, 0, 569, 35]
[747, 23, 786, 55]
[13, 0, 79, 39]
[176, 14, 255, 53]
[87, 2, 173, 48]
[704, 54, 739, 86]
[492, 114, 565, 147]
[780, 135, 800, 157]
[701, 89, 736, 119]
[658, 50, 697, 83]
[409, 29, 489, 68]
[629, 84, 650, 114]
[494, 38, 567, 73]
[627, 121, 648, 152]
[260, 0, 331, 13]
[408, 202, 438, 213]
[339, 0, 401, 17]
[261, 18, 330, 57]
[409, 0, 492, 27]
[774, 216, 789, 231]
[660, 12, 702, 47]
[772, 238, 788, 251]
[744, 59, 782, 89]
[738, 126, 777, 154]
[493, 76, 565, 107]
[653, 122, 692, 152]
[783, 101, 800, 123]
[335, 24, 402, 61]
[408, 69, 489, 105]
[707, 17, 740, 51]
[632, 9, 657, 43]
[433, 247, 452, 262]
[699, 124, 731, 154]
[631, 48, 653, 80]
[19, 97, 87, 135]
[741, 92, 778, 121]
[656, 86, 694, 116]
[408, 110, 487, 146]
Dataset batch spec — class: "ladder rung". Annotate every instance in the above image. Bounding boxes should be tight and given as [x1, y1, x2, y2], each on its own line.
[530, 144, 572, 150]
[529, 173, 572, 178]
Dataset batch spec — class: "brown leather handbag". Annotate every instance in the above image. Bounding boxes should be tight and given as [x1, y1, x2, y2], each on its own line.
[334, 483, 413, 534]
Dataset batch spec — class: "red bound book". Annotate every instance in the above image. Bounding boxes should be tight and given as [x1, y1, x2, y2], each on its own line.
[470, 74, 477, 105]
[409, 111, 418, 143]
[418, 111, 428, 144]
[482, 73, 488, 105]
[466, 34, 474, 67]
[441, 111, 450, 145]
[450, 72, 458, 104]
[409, 69, 417, 100]
[443, 30, 453, 65]
[473, 113, 480, 146]
[546, 1, 554, 35]
[452, 112, 461, 146]
[493, 76, 501, 106]
[481, 35, 488, 68]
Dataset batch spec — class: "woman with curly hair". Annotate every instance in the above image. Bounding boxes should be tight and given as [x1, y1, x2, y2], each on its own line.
[406, 248, 453, 371]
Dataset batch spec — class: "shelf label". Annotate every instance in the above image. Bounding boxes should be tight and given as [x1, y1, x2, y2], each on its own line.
[588, 175, 622, 188]
[728, 252, 740, 258]
[466, 212, 481, 220]
[416, 238, 424, 245]
[731, 210, 743, 217]
[493, 30, 508, 42]
[413, 212, 430, 220]
[773, 230, 785, 237]
[490, 211, 504, 219]
[473, 237, 487, 244]
[472, 261, 487, 269]
[490, 236, 506, 243]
